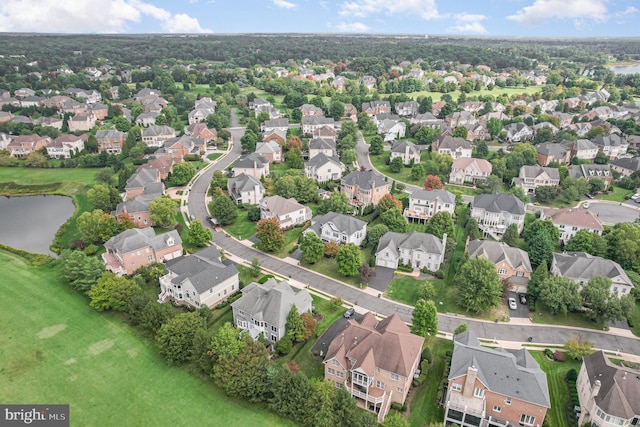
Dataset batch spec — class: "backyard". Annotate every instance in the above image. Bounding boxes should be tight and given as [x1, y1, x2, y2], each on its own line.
[0, 249, 293, 427]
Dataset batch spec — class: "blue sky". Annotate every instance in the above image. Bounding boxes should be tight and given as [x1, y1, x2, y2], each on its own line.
[0, 0, 638, 37]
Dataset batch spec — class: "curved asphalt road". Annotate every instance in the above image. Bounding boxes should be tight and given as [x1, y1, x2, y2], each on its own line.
[188, 117, 640, 356]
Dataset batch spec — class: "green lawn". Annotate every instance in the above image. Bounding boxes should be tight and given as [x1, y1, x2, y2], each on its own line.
[395, 86, 542, 102]
[224, 209, 257, 239]
[531, 351, 581, 427]
[369, 154, 423, 186]
[0, 166, 100, 195]
[0, 250, 293, 427]
[312, 294, 347, 335]
[274, 227, 303, 258]
[386, 276, 431, 306]
[445, 184, 482, 197]
[207, 153, 223, 161]
[408, 336, 452, 426]
[630, 301, 640, 337]
[530, 301, 605, 330]
[302, 253, 366, 288]
[595, 185, 634, 202]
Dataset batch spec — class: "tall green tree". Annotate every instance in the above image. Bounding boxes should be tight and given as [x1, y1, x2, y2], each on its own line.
[424, 211, 454, 239]
[256, 217, 284, 252]
[411, 299, 438, 337]
[156, 313, 205, 365]
[581, 276, 634, 324]
[316, 192, 351, 215]
[87, 184, 122, 212]
[389, 156, 404, 173]
[501, 223, 519, 246]
[381, 208, 408, 233]
[538, 276, 582, 315]
[528, 259, 548, 301]
[299, 232, 325, 264]
[169, 162, 196, 186]
[88, 273, 141, 312]
[286, 305, 305, 343]
[365, 224, 389, 248]
[455, 257, 503, 313]
[336, 243, 361, 277]
[149, 196, 179, 228]
[369, 135, 384, 155]
[209, 195, 238, 226]
[59, 249, 105, 293]
[188, 219, 212, 247]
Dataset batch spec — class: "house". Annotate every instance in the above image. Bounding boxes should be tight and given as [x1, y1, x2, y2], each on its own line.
[561, 139, 599, 162]
[550, 252, 634, 298]
[449, 158, 492, 185]
[323, 312, 424, 422]
[312, 125, 338, 141]
[444, 330, 550, 427]
[541, 208, 603, 244]
[362, 100, 391, 116]
[305, 153, 344, 183]
[378, 120, 406, 142]
[302, 116, 335, 134]
[188, 106, 215, 125]
[445, 111, 477, 128]
[46, 134, 86, 159]
[14, 88, 36, 98]
[343, 103, 358, 121]
[433, 136, 472, 159]
[262, 128, 287, 145]
[411, 113, 444, 127]
[536, 142, 569, 166]
[102, 227, 182, 276]
[115, 183, 164, 228]
[138, 156, 177, 181]
[68, 113, 97, 132]
[478, 111, 509, 124]
[232, 278, 312, 343]
[512, 166, 560, 194]
[96, 129, 127, 154]
[135, 111, 160, 127]
[471, 194, 525, 240]
[463, 123, 490, 141]
[389, 140, 420, 165]
[157, 135, 202, 161]
[308, 138, 337, 159]
[232, 153, 270, 179]
[593, 134, 629, 159]
[227, 173, 265, 205]
[0, 111, 12, 123]
[142, 125, 176, 148]
[610, 157, 640, 177]
[376, 231, 446, 271]
[260, 195, 312, 229]
[395, 101, 419, 117]
[340, 170, 390, 208]
[304, 212, 367, 246]
[7, 134, 50, 158]
[577, 350, 640, 427]
[568, 164, 613, 190]
[404, 189, 456, 223]
[300, 104, 323, 117]
[90, 103, 109, 120]
[125, 167, 161, 199]
[503, 122, 534, 142]
[67, 88, 101, 104]
[467, 240, 532, 291]
[158, 246, 239, 309]
[261, 118, 289, 133]
[255, 141, 283, 163]
[33, 116, 63, 130]
[331, 76, 346, 92]
[184, 123, 217, 143]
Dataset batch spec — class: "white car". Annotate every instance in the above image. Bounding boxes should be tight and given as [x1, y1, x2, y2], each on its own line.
[508, 298, 518, 310]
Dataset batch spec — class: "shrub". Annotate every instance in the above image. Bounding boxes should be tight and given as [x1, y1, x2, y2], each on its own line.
[397, 263, 413, 272]
[288, 245, 298, 254]
[434, 269, 445, 279]
[84, 244, 99, 255]
[420, 360, 429, 373]
[421, 347, 433, 364]
[566, 368, 578, 381]
[274, 336, 292, 355]
[445, 350, 453, 357]
[258, 274, 274, 284]
[544, 348, 554, 358]
[391, 402, 403, 412]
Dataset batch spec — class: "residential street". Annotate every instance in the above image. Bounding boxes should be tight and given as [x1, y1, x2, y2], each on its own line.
[186, 119, 640, 359]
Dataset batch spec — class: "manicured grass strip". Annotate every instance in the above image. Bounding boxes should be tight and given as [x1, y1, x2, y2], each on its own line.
[596, 185, 634, 202]
[0, 250, 294, 427]
[274, 228, 303, 259]
[224, 209, 256, 239]
[531, 351, 581, 427]
[207, 153, 223, 161]
[530, 301, 604, 330]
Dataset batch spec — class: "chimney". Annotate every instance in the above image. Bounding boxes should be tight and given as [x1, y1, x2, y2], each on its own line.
[591, 379, 601, 398]
[462, 366, 478, 398]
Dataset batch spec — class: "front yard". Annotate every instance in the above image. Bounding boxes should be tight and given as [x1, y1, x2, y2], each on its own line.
[530, 301, 605, 330]
[224, 209, 257, 239]
[302, 253, 366, 288]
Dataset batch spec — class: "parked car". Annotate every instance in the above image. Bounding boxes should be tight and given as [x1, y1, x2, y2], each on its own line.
[583, 202, 590, 209]
[343, 307, 355, 318]
[508, 298, 518, 310]
[585, 193, 594, 199]
[518, 293, 527, 305]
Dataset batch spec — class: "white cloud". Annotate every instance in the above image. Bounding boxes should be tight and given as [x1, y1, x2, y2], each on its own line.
[0, 0, 212, 33]
[339, 0, 439, 20]
[507, 0, 609, 26]
[273, 0, 297, 9]
[448, 14, 488, 34]
[335, 21, 370, 32]
[615, 6, 638, 22]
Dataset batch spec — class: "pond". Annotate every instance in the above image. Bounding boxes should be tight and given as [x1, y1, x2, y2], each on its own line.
[609, 63, 640, 75]
[0, 195, 75, 256]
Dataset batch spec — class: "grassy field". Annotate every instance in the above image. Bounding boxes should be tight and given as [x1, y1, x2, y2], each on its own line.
[369, 154, 423, 186]
[0, 250, 294, 427]
[630, 301, 640, 337]
[0, 166, 99, 195]
[595, 185, 634, 202]
[274, 227, 303, 258]
[224, 209, 257, 239]
[531, 351, 581, 427]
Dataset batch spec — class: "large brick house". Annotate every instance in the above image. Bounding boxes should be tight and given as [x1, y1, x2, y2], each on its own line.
[96, 129, 127, 154]
[340, 170, 390, 209]
[323, 312, 424, 422]
[444, 330, 550, 427]
[102, 227, 183, 276]
[467, 240, 532, 292]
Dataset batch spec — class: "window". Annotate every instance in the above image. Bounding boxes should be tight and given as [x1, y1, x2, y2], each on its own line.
[498, 268, 508, 275]
[336, 371, 343, 378]
[328, 368, 335, 375]
[451, 383, 462, 392]
[130, 260, 136, 265]
[148, 255, 153, 261]
[493, 406, 501, 413]
[397, 387, 403, 393]
[520, 414, 535, 426]
[332, 360, 339, 367]
[390, 373, 399, 381]
[516, 271, 524, 277]
[271, 326, 277, 332]
[271, 335, 277, 341]
[473, 387, 485, 398]
[376, 381, 385, 389]
[505, 397, 511, 405]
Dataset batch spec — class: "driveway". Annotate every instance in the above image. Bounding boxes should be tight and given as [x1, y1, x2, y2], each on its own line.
[506, 291, 529, 319]
[585, 201, 640, 225]
[311, 312, 361, 357]
[368, 266, 395, 292]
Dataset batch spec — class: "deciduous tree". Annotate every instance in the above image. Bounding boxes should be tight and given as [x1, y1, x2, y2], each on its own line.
[156, 313, 205, 365]
[59, 249, 105, 293]
[501, 223, 519, 246]
[365, 224, 389, 248]
[538, 276, 582, 315]
[564, 338, 594, 360]
[286, 305, 305, 343]
[208, 194, 238, 226]
[369, 135, 384, 155]
[299, 232, 324, 264]
[88, 272, 141, 312]
[169, 162, 196, 186]
[336, 243, 361, 277]
[188, 219, 212, 247]
[389, 156, 404, 173]
[411, 299, 438, 337]
[149, 196, 179, 228]
[424, 211, 454, 239]
[317, 192, 351, 215]
[455, 257, 502, 313]
[378, 193, 402, 213]
[256, 217, 284, 252]
[581, 276, 634, 324]
[381, 208, 408, 232]
[423, 174, 443, 190]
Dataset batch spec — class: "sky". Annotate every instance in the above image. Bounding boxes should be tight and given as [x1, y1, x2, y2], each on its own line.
[0, 0, 638, 37]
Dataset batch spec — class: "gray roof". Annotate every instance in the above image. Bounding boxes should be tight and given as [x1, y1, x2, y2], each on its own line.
[231, 278, 312, 329]
[308, 212, 366, 236]
[551, 252, 633, 287]
[228, 173, 263, 200]
[467, 240, 531, 273]
[593, 134, 626, 147]
[142, 125, 174, 137]
[104, 227, 181, 254]
[302, 116, 334, 126]
[561, 138, 598, 151]
[472, 193, 525, 215]
[255, 141, 281, 155]
[341, 170, 388, 190]
[305, 152, 342, 169]
[611, 157, 640, 172]
[115, 193, 155, 215]
[165, 246, 238, 293]
[263, 118, 289, 128]
[96, 129, 125, 140]
[568, 164, 611, 180]
[437, 136, 472, 150]
[582, 350, 640, 420]
[409, 189, 456, 205]
[234, 152, 269, 169]
[390, 140, 419, 154]
[376, 231, 444, 258]
[450, 330, 550, 408]
[536, 142, 567, 157]
[309, 138, 336, 151]
[519, 165, 560, 180]
[125, 168, 159, 190]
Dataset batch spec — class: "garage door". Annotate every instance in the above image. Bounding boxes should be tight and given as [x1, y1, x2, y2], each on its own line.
[376, 258, 397, 269]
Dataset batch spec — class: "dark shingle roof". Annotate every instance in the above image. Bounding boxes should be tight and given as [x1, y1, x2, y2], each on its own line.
[165, 246, 238, 293]
[472, 193, 525, 215]
[341, 170, 387, 190]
